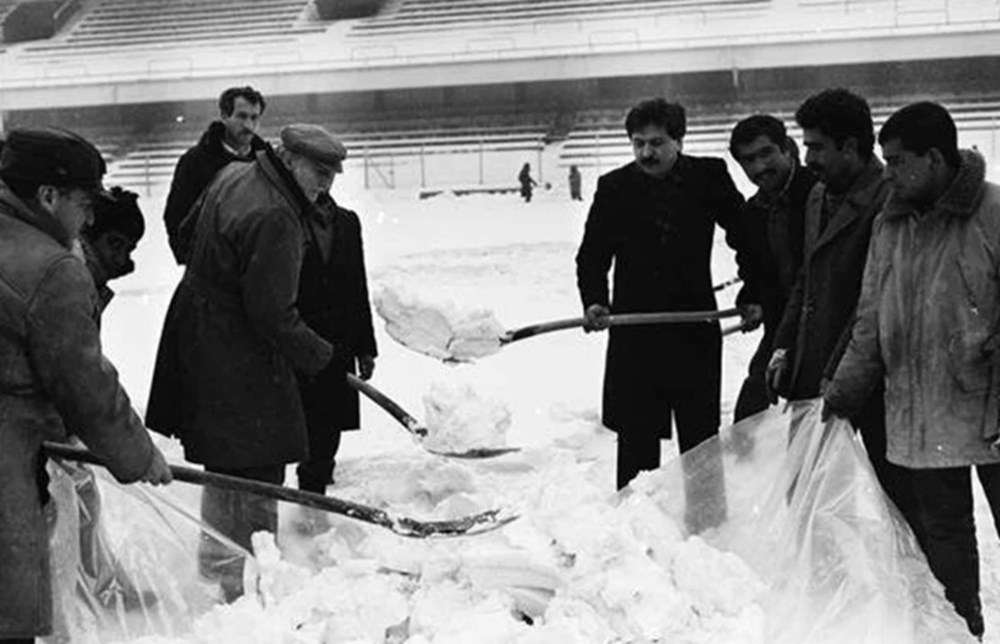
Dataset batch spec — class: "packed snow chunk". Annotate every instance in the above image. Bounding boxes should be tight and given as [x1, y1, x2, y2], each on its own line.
[373, 460, 483, 518]
[373, 286, 506, 362]
[422, 382, 511, 453]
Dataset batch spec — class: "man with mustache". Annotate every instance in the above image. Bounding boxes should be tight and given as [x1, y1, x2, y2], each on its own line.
[765, 88, 924, 546]
[728, 115, 817, 421]
[575, 97, 762, 499]
[163, 85, 267, 264]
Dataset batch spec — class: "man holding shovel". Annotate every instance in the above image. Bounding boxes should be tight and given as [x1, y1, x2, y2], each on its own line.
[0, 127, 171, 644]
[146, 124, 343, 601]
[575, 98, 762, 497]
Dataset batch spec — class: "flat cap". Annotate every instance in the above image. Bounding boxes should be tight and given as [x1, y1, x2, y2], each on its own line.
[0, 126, 105, 190]
[280, 123, 346, 172]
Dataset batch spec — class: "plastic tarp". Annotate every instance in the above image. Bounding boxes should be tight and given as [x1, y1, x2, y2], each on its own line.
[41, 399, 975, 643]
[44, 457, 256, 644]
[627, 398, 975, 643]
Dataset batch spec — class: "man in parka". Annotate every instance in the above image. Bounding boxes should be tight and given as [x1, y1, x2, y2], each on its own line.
[294, 140, 378, 497]
[145, 124, 342, 601]
[825, 102, 1000, 640]
[0, 127, 171, 644]
[728, 115, 817, 421]
[163, 85, 267, 264]
[575, 97, 761, 492]
[763, 89, 924, 546]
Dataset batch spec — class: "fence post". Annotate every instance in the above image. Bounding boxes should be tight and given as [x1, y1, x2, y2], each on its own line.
[420, 143, 426, 188]
[144, 152, 151, 197]
[536, 143, 543, 185]
[595, 132, 602, 176]
[479, 135, 485, 185]
[363, 146, 370, 190]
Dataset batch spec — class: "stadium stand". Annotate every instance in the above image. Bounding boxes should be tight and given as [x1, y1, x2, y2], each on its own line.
[18, 0, 322, 53]
[348, 0, 769, 35]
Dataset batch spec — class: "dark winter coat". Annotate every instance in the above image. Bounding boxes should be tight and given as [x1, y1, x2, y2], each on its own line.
[0, 184, 153, 638]
[162, 121, 266, 264]
[145, 148, 333, 469]
[297, 193, 378, 431]
[772, 158, 890, 399]
[575, 156, 756, 435]
[827, 151, 1000, 468]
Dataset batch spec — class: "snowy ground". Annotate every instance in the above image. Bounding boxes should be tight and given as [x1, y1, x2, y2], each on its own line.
[85, 176, 1000, 643]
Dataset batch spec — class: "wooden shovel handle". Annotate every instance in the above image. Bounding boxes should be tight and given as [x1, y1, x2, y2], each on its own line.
[345, 373, 428, 438]
[504, 308, 741, 344]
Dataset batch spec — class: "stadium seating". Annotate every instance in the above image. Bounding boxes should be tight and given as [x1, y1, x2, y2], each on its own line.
[348, 0, 768, 36]
[19, 0, 322, 53]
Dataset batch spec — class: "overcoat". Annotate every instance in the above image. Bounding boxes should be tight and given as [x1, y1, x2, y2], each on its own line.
[162, 121, 266, 264]
[145, 148, 333, 468]
[0, 184, 153, 638]
[297, 193, 378, 431]
[772, 158, 890, 399]
[575, 156, 754, 436]
[827, 151, 1000, 468]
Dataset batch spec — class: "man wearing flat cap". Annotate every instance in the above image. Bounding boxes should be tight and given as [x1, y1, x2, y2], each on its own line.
[0, 127, 172, 644]
[291, 132, 378, 515]
[145, 123, 344, 601]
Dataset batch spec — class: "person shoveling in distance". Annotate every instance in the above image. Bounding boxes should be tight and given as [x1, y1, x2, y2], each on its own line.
[374, 286, 743, 364]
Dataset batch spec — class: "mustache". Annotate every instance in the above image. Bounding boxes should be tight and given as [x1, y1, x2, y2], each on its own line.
[639, 157, 659, 166]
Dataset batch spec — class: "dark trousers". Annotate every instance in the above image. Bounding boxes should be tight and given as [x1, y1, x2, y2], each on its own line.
[909, 463, 1000, 638]
[854, 406, 927, 552]
[1, 639, 34, 643]
[615, 389, 725, 534]
[296, 422, 342, 494]
[198, 464, 285, 601]
[734, 331, 772, 422]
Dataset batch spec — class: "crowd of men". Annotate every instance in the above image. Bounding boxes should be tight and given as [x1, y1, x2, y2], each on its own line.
[0, 82, 997, 641]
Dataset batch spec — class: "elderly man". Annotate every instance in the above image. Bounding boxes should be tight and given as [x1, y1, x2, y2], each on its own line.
[825, 102, 1000, 640]
[163, 85, 267, 264]
[0, 127, 171, 644]
[146, 124, 342, 601]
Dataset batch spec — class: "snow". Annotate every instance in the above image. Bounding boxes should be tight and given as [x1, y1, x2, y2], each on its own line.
[82, 177, 999, 643]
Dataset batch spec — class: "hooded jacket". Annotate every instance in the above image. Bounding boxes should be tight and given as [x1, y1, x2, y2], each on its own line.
[826, 151, 1000, 468]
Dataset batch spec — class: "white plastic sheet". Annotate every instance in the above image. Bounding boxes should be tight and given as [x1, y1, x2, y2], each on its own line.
[628, 398, 975, 643]
[44, 459, 256, 644]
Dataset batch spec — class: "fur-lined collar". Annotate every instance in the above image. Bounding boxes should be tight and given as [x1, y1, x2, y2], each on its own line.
[883, 149, 986, 220]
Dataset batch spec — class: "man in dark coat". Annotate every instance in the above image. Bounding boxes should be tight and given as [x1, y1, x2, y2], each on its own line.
[518, 162, 537, 202]
[162, 85, 267, 264]
[145, 124, 343, 601]
[575, 97, 761, 493]
[0, 128, 171, 644]
[729, 115, 817, 421]
[765, 88, 924, 548]
[295, 147, 378, 496]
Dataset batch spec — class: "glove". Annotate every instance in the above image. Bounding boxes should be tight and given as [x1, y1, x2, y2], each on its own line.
[358, 354, 376, 381]
[738, 303, 764, 332]
[582, 304, 611, 333]
[764, 348, 788, 404]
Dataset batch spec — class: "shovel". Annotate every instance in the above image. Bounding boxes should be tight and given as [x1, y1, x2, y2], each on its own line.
[42, 441, 517, 538]
[345, 373, 520, 459]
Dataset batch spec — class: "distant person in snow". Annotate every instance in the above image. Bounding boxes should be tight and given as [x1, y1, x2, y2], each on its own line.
[568, 164, 583, 201]
[825, 102, 1000, 640]
[518, 162, 537, 202]
[162, 85, 267, 264]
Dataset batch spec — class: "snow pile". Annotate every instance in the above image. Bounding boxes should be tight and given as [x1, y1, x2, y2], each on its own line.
[421, 382, 511, 454]
[373, 286, 507, 363]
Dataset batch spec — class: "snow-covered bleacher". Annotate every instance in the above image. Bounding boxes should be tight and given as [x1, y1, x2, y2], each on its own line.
[19, 0, 322, 53]
[348, 0, 768, 36]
